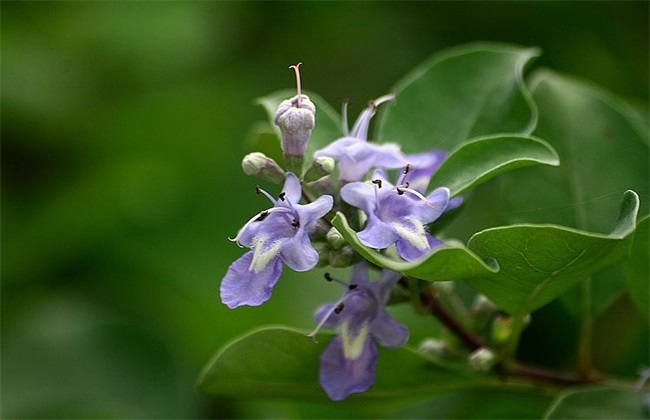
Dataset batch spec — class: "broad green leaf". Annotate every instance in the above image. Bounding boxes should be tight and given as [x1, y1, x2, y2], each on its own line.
[331, 212, 498, 281]
[624, 215, 650, 320]
[465, 190, 640, 315]
[429, 135, 559, 197]
[256, 89, 342, 157]
[543, 386, 647, 419]
[196, 325, 486, 400]
[378, 43, 539, 152]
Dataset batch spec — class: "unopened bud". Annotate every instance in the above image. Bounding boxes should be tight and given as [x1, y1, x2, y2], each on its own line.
[418, 338, 449, 358]
[303, 156, 335, 183]
[311, 241, 330, 268]
[241, 152, 285, 184]
[326, 227, 346, 250]
[435, 281, 455, 295]
[491, 315, 513, 345]
[329, 245, 354, 268]
[468, 348, 496, 373]
[274, 63, 316, 173]
[470, 295, 499, 332]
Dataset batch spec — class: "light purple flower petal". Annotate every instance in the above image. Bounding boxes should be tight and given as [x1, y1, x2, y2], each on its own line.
[281, 172, 302, 204]
[370, 309, 409, 348]
[313, 303, 342, 329]
[357, 216, 399, 250]
[299, 195, 334, 230]
[280, 231, 318, 272]
[319, 336, 378, 401]
[396, 233, 443, 262]
[405, 150, 447, 193]
[417, 187, 450, 223]
[314, 137, 358, 160]
[340, 182, 377, 215]
[220, 251, 283, 309]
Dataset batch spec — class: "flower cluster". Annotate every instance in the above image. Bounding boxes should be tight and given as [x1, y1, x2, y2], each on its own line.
[220, 64, 453, 400]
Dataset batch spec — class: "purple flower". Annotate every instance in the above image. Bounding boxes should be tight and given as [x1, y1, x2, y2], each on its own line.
[220, 173, 333, 309]
[314, 94, 406, 182]
[341, 168, 450, 261]
[309, 263, 408, 401]
[404, 149, 447, 193]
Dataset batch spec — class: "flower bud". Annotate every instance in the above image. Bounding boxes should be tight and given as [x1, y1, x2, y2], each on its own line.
[470, 294, 499, 332]
[468, 348, 496, 373]
[303, 156, 335, 183]
[491, 315, 513, 346]
[418, 338, 449, 358]
[326, 227, 346, 250]
[329, 245, 354, 268]
[274, 64, 316, 173]
[435, 281, 455, 295]
[241, 152, 285, 184]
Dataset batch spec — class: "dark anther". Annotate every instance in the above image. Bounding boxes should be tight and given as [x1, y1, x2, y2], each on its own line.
[372, 179, 383, 188]
[324, 273, 334, 282]
[334, 302, 345, 314]
[396, 188, 404, 195]
[256, 210, 270, 221]
[278, 192, 286, 201]
[343, 97, 352, 105]
[348, 284, 358, 290]
[403, 164, 411, 175]
[255, 185, 261, 194]
[291, 218, 300, 228]
[405, 182, 410, 188]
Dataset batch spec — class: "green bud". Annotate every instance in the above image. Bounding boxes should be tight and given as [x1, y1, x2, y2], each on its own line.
[326, 227, 346, 250]
[470, 295, 499, 333]
[491, 315, 513, 346]
[241, 152, 285, 184]
[468, 348, 496, 373]
[435, 281, 455, 295]
[303, 156, 335, 182]
[418, 338, 448, 358]
[329, 245, 354, 268]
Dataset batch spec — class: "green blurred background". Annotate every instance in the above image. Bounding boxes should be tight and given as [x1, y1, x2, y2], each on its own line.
[2, 2, 648, 418]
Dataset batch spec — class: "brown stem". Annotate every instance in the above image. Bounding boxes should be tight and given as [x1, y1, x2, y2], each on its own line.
[420, 284, 484, 351]
[419, 284, 600, 388]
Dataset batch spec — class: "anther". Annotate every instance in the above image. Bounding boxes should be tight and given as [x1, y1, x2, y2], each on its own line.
[396, 188, 404, 195]
[348, 284, 358, 290]
[403, 164, 411, 175]
[372, 179, 383, 188]
[289, 62, 303, 108]
[324, 273, 334, 282]
[334, 302, 345, 314]
[255, 185, 261, 194]
[256, 210, 270, 221]
[291, 218, 300, 228]
[278, 191, 286, 201]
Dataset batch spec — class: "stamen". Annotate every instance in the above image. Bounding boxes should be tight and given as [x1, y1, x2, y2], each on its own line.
[334, 302, 345, 314]
[289, 62, 303, 108]
[372, 93, 396, 108]
[256, 210, 270, 221]
[291, 218, 300, 228]
[403, 164, 411, 175]
[398, 164, 411, 185]
[324, 272, 348, 287]
[232, 207, 293, 245]
[348, 284, 358, 290]
[342, 98, 351, 136]
[278, 192, 286, 201]
[393, 185, 435, 206]
[372, 179, 383, 188]
[255, 185, 277, 204]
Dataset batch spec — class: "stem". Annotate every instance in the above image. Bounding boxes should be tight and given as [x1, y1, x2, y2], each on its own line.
[420, 284, 484, 351]
[419, 283, 600, 388]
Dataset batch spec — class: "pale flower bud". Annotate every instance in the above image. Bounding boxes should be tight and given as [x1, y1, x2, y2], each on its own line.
[418, 338, 449, 358]
[241, 152, 285, 184]
[303, 156, 335, 183]
[325, 227, 346, 250]
[468, 348, 496, 373]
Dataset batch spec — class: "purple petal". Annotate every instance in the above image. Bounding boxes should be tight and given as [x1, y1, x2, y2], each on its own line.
[280, 230, 318, 272]
[374, 269, 402, 303]
[220, 251, 283, 309]
[282, 172, 302, 204]
[370, 309, 409, 348]
[319, 336, 378, 401]
[340, 182, 377, 214]
[357, 216, 399, 250]
[314, 137, 358, 160]
[396, 233, 443, 262]
[417, 187, 450, 223]
[298, 195, 333, 230]
[370, 143, 408, 169]
[446, 196, 463, 211]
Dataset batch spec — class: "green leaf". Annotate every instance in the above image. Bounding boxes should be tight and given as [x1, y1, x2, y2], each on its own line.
[196, 325, 486, 400]
[429, 135, 559, 197]
[624, 215, 650, 320]
[465, 191, 640, 315]
[331, 212, 498, 281]
[543, 386, 647, 419]
[256, 89, 343, 157]
[378, 43, 539, 152]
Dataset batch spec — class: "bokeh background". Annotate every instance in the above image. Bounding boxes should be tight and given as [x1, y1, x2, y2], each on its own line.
[2, 1, 648, 418]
